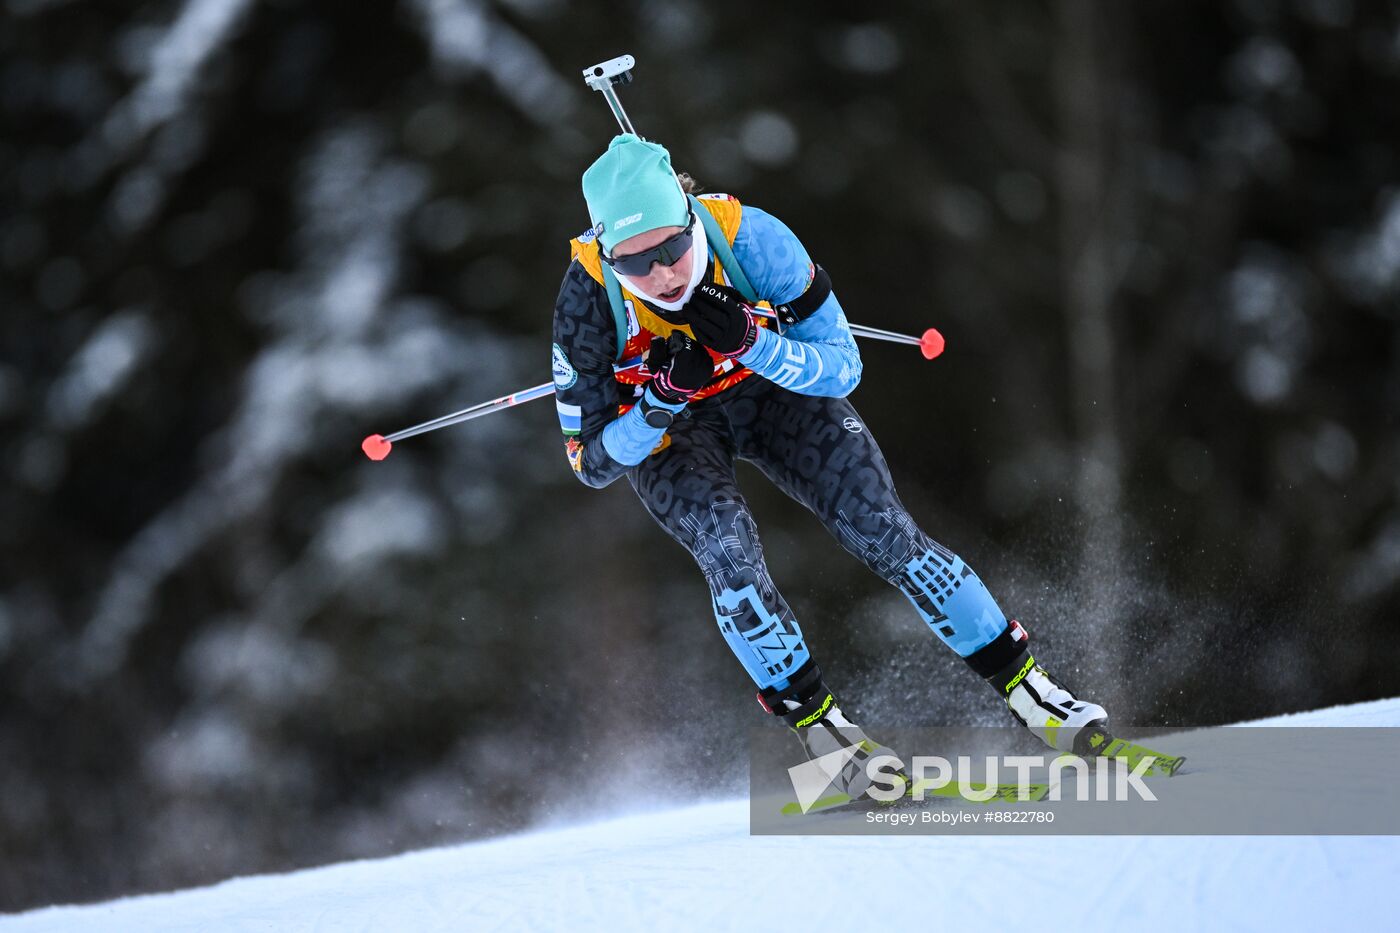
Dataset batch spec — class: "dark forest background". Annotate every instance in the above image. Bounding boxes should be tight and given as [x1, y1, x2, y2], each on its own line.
[3, 0, 1398, 911]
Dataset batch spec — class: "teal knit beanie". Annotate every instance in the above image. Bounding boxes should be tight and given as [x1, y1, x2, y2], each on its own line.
[581, 134, 689, 253]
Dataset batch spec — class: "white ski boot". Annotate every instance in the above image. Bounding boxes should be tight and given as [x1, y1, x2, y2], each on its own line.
[758, 664, 898, 800]
[966, 620, 1110, 756]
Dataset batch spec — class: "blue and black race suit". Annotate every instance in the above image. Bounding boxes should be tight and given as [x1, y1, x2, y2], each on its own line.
[552, 203, 1013, 697]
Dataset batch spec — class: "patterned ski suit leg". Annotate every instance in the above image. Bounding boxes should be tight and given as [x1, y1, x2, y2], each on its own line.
[723, 378, 1009, 658]
[627, 404, 811, 692]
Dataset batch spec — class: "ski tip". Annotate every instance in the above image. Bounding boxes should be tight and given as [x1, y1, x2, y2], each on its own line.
[920, 327, 945, 360]
[362, 434, 393, 461]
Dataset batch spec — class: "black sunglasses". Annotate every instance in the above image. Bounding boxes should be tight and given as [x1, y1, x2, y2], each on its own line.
[600, 212, 696, 277]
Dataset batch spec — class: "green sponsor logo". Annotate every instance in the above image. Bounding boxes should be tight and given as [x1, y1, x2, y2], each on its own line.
[1004, 656, 1036, 694]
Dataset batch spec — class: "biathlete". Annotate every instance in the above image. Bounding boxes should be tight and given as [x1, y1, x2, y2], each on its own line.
[552, 133, 1107, 795]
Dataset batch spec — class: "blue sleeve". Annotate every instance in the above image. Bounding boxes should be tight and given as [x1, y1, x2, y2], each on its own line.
[729, 205, 862, 397]
[601, 387, 685, 465]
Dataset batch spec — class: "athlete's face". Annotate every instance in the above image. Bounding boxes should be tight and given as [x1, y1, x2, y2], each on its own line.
[614, 224, 693, 302]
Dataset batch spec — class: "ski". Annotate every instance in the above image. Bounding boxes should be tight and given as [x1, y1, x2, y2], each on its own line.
[780, 732, 1186, 816]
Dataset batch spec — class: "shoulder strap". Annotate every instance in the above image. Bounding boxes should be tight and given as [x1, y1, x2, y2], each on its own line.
[689, 194, 757, 303]
[598, 263, 628, 360]
[570, 233, 629, 360]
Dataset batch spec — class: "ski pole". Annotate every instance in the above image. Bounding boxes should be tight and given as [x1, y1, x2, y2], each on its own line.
[362, 317, 944, 460]
[361, 357, 642, 461]
[363, 57, 948, 462]
[848, 322, 945, 360]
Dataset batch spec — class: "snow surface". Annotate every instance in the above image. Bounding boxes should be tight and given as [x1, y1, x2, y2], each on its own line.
[5, 698, 1398, 932]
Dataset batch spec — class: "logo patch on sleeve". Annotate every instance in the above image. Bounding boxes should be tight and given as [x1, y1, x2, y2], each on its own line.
[552, 343, 579, 390]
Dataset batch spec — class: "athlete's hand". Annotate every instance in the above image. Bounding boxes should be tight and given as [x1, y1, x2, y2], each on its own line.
[645, 332, 713, 403]
[678, 283, 760, 358]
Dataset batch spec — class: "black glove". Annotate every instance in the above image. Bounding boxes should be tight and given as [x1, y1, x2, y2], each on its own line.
[645, 332, 713, 403]
[678, 283, 760, 358]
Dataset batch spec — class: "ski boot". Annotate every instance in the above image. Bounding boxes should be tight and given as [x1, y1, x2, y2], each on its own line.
[965, 620, 1110, 756]
[757, 661, 899, 800]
